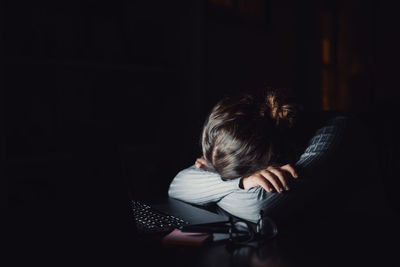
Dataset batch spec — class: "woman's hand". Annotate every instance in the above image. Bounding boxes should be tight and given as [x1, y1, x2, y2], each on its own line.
[195, 157, 208, 170]
[241, 164, 298, 193]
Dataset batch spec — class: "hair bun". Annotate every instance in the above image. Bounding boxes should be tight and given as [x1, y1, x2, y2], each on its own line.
[260, 88, 299, 128]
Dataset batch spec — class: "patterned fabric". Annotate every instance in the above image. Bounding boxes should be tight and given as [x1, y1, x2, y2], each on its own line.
[168, 116, 349, 223]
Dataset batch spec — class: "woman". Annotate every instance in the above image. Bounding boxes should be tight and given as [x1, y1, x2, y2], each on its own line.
[168, 88, 364, 224]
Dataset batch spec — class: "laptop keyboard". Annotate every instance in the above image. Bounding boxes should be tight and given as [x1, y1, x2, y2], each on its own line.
[131, 200, 189, 232]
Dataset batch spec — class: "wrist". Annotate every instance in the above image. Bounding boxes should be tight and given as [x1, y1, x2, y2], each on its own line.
[241, 176, 255, 190]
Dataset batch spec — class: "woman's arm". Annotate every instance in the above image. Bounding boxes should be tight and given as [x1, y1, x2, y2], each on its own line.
[168, 165, 241, 205]
[216, 115, 351, 223]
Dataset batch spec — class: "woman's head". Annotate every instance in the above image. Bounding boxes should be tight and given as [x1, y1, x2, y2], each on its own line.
[201, 88, 300, 179]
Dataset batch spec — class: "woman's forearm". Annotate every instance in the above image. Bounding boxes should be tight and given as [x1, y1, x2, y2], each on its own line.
[218, 115, 351, 222]
[168, 165, 241, 205]
[169, 116, 350, 221]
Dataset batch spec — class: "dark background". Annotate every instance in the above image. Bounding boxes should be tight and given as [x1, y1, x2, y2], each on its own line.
[5, 0, 400, 257]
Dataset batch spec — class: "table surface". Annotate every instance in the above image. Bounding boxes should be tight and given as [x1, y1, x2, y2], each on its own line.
[10, 205, 400, 267]
[130, 213, 400, 267]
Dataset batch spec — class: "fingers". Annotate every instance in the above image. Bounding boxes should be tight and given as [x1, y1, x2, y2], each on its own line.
[259, 170, 284, 193]
[267, 167, 290, 191]
[244, 164, 298, 193]
[195, 158, 201, 168]
[253, 175, 274, 193]
[195, 157, 207, 169]
[195, 160, 201, 168]
[281, 164, 298, 179]
[195, 158, 203, 168]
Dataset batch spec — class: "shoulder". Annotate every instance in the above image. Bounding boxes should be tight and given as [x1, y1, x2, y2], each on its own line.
[301, 110, 353, 139]
[295, 111, 354, 165]
[316, 111, 364, 143]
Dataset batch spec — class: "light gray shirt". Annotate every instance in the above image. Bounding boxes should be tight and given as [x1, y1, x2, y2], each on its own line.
[168, 116, 349, 223]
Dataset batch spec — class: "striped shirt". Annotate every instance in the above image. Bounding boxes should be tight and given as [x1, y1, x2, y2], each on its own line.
[168, 115, 350, 223]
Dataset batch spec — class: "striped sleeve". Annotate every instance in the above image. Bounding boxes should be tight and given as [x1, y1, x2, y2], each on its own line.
[168, 116, 349, 223]
[168, 165, 241, 205]
[295, 116, 347, 171]
[216, 116, 349, 223]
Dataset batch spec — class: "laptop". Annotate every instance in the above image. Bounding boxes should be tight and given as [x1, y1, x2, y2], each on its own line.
[122, 145, 229, 234]
[128, 185, 229, 234]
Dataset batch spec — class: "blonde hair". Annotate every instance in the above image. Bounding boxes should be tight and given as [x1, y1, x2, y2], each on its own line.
[260, 88, 299, 128]
[201, 87, 301, 179]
